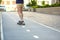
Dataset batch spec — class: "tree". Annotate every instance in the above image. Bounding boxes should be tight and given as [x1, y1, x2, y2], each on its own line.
[27, 0, 37, 6]
[27, 0, 37, 12]
[31, 0, 37, 6]
[31, 0, 37, 12]
[0, 0, 2, 4]
[42, 1, 45, 6]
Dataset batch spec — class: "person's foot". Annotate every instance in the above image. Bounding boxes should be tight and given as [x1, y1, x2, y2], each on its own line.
[17, 21, 25, 25]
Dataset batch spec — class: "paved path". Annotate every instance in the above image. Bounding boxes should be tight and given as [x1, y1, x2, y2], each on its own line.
[2, 12, 60, 40]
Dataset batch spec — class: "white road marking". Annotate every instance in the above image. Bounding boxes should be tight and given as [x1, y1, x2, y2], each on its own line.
[25, 17, 60, 32]
[1, 12, 4, 40]
[3, 12, 60, 32]
[22, 26, 26, 28]
[33, 35, 39, 38]
[26, 29, 31, 32]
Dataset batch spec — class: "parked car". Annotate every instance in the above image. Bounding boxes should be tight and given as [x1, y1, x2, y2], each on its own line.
[0, 6, 6, 11]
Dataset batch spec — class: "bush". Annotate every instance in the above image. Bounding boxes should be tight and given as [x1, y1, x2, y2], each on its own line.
[31, 5, 41, 8]
[27, 1, 60, 8]
[27, 2, 32, 7]
[45, 4, 50, 7]
[38, 4, 50, 8]
[32, 6, 38, 8]
[36, 5, 41, 8]
[50, 3, 60, 7]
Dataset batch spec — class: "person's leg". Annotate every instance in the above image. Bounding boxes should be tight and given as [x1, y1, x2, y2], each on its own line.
[17, 5, 23, 21]
[17, 4, 25, 25]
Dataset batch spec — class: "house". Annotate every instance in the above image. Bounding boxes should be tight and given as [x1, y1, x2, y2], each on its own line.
[1, 0, 16, 11]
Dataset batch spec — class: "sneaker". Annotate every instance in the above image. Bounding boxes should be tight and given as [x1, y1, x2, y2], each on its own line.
[17, 21, 25, 25]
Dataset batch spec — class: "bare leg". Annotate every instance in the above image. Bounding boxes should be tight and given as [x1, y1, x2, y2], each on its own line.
[17, 5, 25, 25]
[17, 5, 23, 21]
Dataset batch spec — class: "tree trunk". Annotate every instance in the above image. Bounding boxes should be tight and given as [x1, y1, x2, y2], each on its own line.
[33, 8, 36, 12]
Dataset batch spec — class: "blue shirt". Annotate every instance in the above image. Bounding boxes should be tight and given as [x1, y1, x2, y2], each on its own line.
[16, 0, 24, 4]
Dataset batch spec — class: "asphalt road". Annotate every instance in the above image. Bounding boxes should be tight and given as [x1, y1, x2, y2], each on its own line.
[0, 12, 2, 40]
[2, 12, 60, 40]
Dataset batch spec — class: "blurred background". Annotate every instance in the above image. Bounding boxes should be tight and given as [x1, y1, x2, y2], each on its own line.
[0, 0, 60, 11]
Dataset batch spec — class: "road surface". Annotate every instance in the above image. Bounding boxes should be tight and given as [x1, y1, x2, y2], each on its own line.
[2, 12, 60, 40]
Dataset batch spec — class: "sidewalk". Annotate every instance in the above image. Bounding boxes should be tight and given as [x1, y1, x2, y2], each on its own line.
[23, 11, 60, 31]
[28, 7, 60, 15]
[2, 12, 60, 40]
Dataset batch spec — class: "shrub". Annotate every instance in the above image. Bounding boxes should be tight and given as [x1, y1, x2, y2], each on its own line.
[27, 2, 32, 7]
[50, 3, 60, 7]
[36, 5, 41, 8]
[45, 4, 50, 7]
[27, 1, 60, 8]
